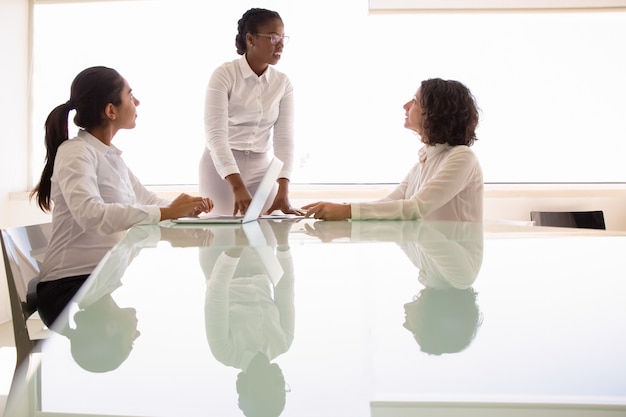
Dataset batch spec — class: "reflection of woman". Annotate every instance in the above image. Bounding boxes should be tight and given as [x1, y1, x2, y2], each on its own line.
[200, 221, 295, 416]
[305, 220, 483, 355]
[63, 294, 140, 373]
[403, 287, 481, 356]
[399, 222, 483, 355]
[55, 225, 161, 372]
[398, 221, 483, 290]
[59, 225, 216, 373]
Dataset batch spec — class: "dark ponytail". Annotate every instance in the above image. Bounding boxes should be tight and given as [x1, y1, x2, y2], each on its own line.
[235, 8, 281, 55]
[30, 102, 72, 211]
[30, 66, 125, 212]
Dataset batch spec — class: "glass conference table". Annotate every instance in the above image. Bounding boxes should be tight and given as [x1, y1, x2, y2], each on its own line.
[5, 219, 626, 417]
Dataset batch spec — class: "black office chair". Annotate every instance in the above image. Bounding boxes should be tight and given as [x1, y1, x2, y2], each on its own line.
[1, 223, 51, 371]
[530, 210, 606, 230]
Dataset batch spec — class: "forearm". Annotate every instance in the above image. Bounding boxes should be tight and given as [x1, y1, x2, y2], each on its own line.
[277, 177, 290, 197]
[226, 173, 246, 193]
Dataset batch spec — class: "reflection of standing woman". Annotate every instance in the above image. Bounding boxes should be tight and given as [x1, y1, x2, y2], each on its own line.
[201, 222, 295, 417]
[200, 8, 302, 216]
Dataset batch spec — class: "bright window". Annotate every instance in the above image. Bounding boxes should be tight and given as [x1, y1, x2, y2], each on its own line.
[32, 0, 626, 185]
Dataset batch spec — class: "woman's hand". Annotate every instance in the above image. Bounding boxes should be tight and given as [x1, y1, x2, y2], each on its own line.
[232, 188, 253, 215]
[226, 173, 253, 215]
[160, 193, 213, 220]
[266, 195, 305, 215]
[266, 178, 305, 215]
[302, 201, 351, 221]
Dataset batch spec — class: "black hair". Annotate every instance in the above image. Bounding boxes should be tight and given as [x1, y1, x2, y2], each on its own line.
[30, 66, 125, 212]
[69, 295, 139, 373]
[235, 8, 282, 55]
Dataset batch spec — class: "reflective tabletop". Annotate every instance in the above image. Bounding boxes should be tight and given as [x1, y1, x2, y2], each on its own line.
[5, 219, 626, 417]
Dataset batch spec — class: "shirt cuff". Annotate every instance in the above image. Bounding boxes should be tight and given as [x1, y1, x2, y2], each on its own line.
[143, 206, 162, 224]
[219, 251, 242, 265]
[218, 164, 241, 180]
[350, 221, 362, 241]
[351, 202, 361, 220]
[278, 169, 292, 181]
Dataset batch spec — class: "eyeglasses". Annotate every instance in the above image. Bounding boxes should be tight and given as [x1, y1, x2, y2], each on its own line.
[255, 33, 290, 45]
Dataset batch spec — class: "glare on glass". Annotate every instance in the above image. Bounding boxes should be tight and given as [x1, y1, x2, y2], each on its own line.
[256, 33, 289, 45]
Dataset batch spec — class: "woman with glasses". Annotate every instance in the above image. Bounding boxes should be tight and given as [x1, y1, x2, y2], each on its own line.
[199, 8, 303, 217]
[303, 78, 484, 222]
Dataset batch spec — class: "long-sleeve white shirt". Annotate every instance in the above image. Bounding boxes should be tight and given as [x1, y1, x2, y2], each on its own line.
[204, 249, 295, 372]
[204, 56, 294, 180]
[351, 144, 483, 222]
[40, 130, 170, 282]
[349, 220, 483, 289]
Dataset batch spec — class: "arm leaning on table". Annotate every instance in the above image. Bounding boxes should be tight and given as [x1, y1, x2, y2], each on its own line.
[303, 146, 482, 222]
[353, 146, 483, 221]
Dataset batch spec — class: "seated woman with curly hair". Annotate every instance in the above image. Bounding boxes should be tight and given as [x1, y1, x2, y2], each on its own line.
[303, 78, 483, 222]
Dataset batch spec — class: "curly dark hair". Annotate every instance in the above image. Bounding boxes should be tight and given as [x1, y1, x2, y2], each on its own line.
[410, 287, 482, 355]
[419, 78, 479, 147]
[235, 8, 282, 55]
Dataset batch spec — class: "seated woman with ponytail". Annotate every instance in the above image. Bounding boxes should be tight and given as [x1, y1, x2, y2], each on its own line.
[31, 66, 214, 328]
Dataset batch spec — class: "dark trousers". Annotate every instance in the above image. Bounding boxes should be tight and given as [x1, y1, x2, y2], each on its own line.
[37, 274, 90, 328]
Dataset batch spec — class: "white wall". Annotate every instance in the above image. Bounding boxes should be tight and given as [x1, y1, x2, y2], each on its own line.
[0, 0, 29, 229]
[30, 3, 626, 185]
[0, 0, 30, 324]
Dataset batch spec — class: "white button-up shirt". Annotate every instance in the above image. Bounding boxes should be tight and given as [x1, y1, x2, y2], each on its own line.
[352, 144, 484, 222]
[40, 130, 169, 282]
[204, 56, 294, 180]
[204, 249, 295, 371]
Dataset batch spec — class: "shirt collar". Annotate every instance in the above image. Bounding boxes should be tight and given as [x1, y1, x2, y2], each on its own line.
[77, 129, 123, 156]
[238, 55, 272, 83]
[419, 143, 452, 163]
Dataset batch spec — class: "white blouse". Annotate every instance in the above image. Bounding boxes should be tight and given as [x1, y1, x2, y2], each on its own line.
[204, 56, 294, 180]
[40, 130, 170, 282]
[352, 144, 483, 222]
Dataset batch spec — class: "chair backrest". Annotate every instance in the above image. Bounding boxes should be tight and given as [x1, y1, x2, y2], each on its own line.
[530, 210, 606, 230]
[1, 223, 52, 370]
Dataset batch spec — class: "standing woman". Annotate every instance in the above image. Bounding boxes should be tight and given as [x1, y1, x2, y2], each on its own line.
[32, 66, 213, 327]
[199, 8, 302, 216]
